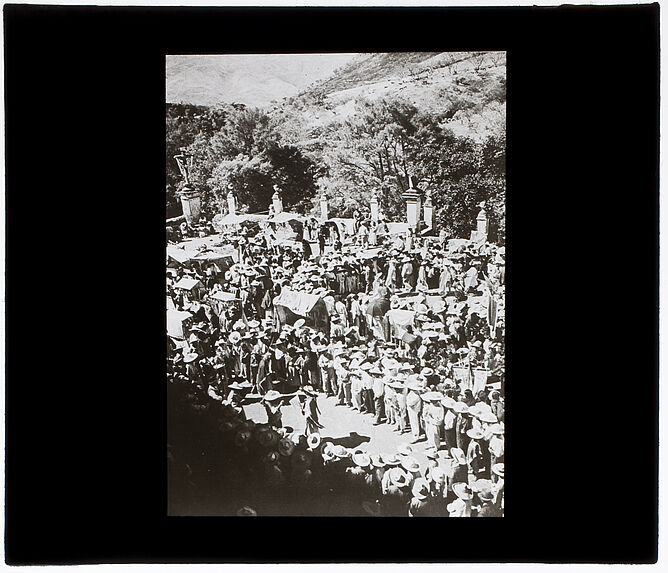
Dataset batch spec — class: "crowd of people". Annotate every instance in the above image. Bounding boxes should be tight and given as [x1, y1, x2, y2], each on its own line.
[167, 210, 505, 517]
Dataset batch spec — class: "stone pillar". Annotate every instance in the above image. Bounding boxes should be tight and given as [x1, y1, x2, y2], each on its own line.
[320, 194, 329, 221]
[227, 191, 237, 216]
[370, 192, 379, 225]
[423, 189, 434, 229]
[180, 186, 201, 225]
[402, 189, 422, 233]
[272, 191, 283, 215]
[476, 208, 489, 235]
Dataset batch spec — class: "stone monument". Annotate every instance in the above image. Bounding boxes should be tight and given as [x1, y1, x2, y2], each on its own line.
[174, 148, 201, 225]
[272, 185, 284, 215]
[401, 176, 422, 233]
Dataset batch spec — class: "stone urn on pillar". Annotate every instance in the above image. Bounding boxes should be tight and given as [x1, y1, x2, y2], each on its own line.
[401, 176, 422, 234]
[272, 185, 284, 215]
[174, 148, 201, 225]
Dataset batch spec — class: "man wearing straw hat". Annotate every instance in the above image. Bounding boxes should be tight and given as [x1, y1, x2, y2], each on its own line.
[405, 377, 423, 443]
[371, 366, 386, 425]
[422, 391, 445, 451]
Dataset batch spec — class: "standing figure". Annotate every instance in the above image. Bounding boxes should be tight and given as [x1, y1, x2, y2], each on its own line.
[300, 385, 324, 436]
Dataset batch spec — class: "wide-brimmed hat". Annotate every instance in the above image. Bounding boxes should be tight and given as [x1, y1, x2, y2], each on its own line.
[489, 423, 505, 435]
[370, 454, 386, 468]
[400, 456, 421, 474]
[388, 467, 411, 488]
[422, 391, 445, 402]
[492, 463, 505, 478]
[441, 397, 457, 409]
[228, 331, 242, 344]
[452, 402, 470, 414]
[467, 428, 485, 440]
[397, 443, 414, 457]
[352, 450, 371, 468]
[278, 438, 295, 457]
[256, 427, 279, 448]
[293, 318, 306, 329]
[307, 433, 321, 450]
[236, 506, 257, 516]
[228, 381, 253, 392]
[383, 453, 401, 466]
[420, 367, 435, 377]
[262, 390, 283, 403]
[331, 445, 350, 459]
[411, 477, 430, 500]
[183, 352, 199, 364]
[321, 442, 336, 462]
[450, 447, 467, 466]
[479, 411, 498, 424]
[299, 385, 318, 398]
[471, 478, 494, 494]
[453, 482, 473, 501]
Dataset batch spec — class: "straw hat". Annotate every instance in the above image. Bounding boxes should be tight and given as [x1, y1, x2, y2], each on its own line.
[307, 433, 321, 450]
[452, 402, 470, 414]
[370, 454, 386, 468]
[422, 391, 445, 402]
[411, 477, 430, 500]
[294, 318, 306, 329]
[331, 445, 350, 459]
[183, 352, 199, 364]
[441, 397, 457, 409]
[467, 428, 485, 440]
[400, 456, 421, 474]
[471, 478, 494, 494]
[397, 443, 414, 457]
[452, 482, 473, 501]
[321, 442, 336, 462]
[388, 467, 411, 488]
[262, 390, 283, 403]
[383, 453, 401, 466]
[236, 506, 257, 516]
[352, 450, 371, 468]
[479, 411, 498, 424]
[276, 437, 295, 457]
[489, 423, 505, 435]
[492, 463, 504, 478]
[300, 385, 318, 398]
[228, 331, 242, 344]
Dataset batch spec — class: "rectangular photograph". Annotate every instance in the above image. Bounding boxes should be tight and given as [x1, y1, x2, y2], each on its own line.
[166, 52, 506, 517]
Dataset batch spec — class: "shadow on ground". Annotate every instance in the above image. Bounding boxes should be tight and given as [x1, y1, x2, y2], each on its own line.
[321, 431, 370, 449]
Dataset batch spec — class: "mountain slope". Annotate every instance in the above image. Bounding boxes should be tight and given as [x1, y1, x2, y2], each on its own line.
[166, 54, 357, 108]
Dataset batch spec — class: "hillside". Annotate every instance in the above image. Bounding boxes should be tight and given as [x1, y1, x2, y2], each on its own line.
[274, 51, 506, 144]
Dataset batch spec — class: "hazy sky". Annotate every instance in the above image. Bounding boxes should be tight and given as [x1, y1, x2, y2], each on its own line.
[166, 53, 358, 107]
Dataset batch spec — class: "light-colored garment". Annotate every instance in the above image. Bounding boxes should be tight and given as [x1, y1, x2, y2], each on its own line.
[447, 498, 472, 517]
